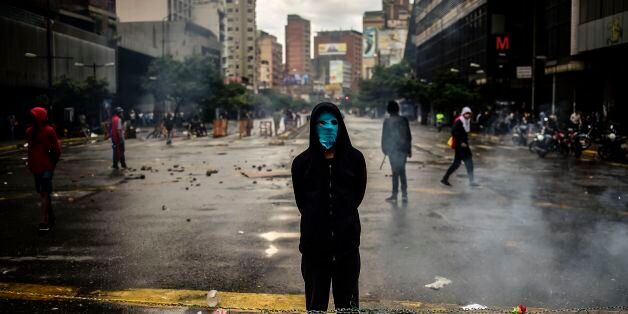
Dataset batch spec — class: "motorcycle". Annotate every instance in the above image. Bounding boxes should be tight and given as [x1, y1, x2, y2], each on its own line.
[597, 126, 627, 161]
[531, 127, 558, 158]
[557, 128, 582, 158]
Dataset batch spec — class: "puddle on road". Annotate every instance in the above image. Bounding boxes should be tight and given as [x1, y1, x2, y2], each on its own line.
[270, 214, 299, 221]
[259, 231, 299, 242]
[265, 245, 279, 257]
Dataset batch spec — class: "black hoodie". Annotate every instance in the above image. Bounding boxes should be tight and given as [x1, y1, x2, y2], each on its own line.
[291, 102, 367, 257]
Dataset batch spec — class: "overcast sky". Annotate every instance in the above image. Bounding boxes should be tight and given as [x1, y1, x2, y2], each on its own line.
[256, 0, 382, 59]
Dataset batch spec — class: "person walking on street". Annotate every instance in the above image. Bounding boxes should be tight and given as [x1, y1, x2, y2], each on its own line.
[441, 107, 478, 187]
[291, 102, 367, 312]
[27, 107, 61, 232]
[111, 107, 127, 169]
[435, 112, 445, 132]
[382, 101, 412, 203]
[272, 110, 282, 136]
[164, 113, 174, 145]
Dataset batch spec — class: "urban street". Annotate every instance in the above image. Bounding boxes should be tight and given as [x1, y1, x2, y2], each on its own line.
[1, 116, 627, 312]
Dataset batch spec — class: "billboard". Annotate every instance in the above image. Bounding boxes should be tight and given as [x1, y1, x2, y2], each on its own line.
[363, 27, 377, 57]
[377, 29, 407, 66]
[318, 43, 347, 56]
[329, 60, 344, 84]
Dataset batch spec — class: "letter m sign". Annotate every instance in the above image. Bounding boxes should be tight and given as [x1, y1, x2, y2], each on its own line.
[496, 35, 510, 50]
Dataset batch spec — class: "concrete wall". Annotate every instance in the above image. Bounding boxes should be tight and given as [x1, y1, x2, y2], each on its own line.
[0, 16, 116, 92]
[118, 21, 221, 63]
[577, 11, 628, 53]
[116, 0, 168, 22]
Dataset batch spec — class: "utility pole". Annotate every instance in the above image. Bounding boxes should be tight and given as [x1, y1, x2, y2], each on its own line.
[46, 0, 54, 111]
[531, 0, 536, 114]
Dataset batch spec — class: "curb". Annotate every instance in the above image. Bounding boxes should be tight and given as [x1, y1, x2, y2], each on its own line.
[0, 137, 103, 154]
[0, 282, 527, 313]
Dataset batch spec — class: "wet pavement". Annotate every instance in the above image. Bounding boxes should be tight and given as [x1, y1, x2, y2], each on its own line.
[0, 115, 627, 311]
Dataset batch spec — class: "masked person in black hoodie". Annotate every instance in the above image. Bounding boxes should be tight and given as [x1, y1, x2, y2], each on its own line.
[291, 102, 367, 312]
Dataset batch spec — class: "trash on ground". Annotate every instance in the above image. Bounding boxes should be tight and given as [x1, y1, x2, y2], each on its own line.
[162, 205, 168, 211]
[462, 304, 487, 310]
[425, 276, 451, 290]
[206, 290, 219, 307]
[238, 230, 245, 234]
[511, 304, 527, 314]
[206, 169, 219, 176]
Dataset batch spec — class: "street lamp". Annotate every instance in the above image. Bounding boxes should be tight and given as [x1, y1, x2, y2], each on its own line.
[469, 63, 481, 68]
[25, 52, 73, 60]
[74, 62, 115, 78]
[450, 68, 459, 73]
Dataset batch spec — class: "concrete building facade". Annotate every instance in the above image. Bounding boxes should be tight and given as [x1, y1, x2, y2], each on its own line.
[257, 31, 282, 89]
[117, 0, 192, 22]
[223, 0, 257, 87]
[1, 0, 118, 132]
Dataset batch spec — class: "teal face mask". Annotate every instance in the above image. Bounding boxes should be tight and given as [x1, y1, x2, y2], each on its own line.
[317, 112, 338, 150]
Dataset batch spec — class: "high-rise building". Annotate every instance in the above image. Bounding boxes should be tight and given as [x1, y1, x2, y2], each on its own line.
[223, 0, 257, 87]
[285, 15, 311, 79]
[383, 0, 410, 29]
[257, 31, 282, 89]
[192, 0, 225, 43]
[314, 30, 362, 95]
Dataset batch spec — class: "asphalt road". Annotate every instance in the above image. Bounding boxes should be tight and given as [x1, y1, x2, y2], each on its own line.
[0, 115, 627, 311]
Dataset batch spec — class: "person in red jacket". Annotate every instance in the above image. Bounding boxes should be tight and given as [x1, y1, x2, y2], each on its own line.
[26, 107, 61, 232]
[110, 107, 127, 169]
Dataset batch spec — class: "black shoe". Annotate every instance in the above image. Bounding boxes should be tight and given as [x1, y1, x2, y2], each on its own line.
[385, 195, 397, 202]
[440, 179, 451, 186]
[112, 164, 119, 169]
[469, 182, 480, 187]
[402, 195, 408, 203]
[121, 162, 128, 169]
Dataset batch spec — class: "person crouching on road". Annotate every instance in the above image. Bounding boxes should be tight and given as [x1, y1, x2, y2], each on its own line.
[441, 107, 478, 187]
[27, 107, 61, 232]
[111, 107, 127, 169]
[382, 100, 412, 203]
[291, 102, 367, 312]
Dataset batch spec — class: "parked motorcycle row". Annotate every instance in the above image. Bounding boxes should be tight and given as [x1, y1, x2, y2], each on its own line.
[511, 120, 627, 162]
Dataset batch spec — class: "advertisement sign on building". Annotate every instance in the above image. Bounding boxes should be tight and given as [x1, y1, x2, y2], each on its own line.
[516, 66, 532, 79]
[329, 60, 344, 84]
[363, 27, 377, 57]
[318, 43, 347, 56]
[377, 29, 407, 65]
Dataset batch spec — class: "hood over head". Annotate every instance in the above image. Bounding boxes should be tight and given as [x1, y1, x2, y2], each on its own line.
[308, 102, 352, 154]
[461, 107, 473, 117]
[30, 107, 48, 126]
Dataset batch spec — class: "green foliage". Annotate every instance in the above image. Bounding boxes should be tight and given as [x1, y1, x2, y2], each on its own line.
[52, 76, 110, 115]
[142, 56, 222, 118]
[357, 61, 479, 117]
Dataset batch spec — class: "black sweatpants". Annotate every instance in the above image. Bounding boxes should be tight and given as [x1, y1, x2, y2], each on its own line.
[301, 250, 360, 311]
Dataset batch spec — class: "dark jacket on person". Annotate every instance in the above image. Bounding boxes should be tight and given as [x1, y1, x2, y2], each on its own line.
[26, 107, 61, 174]
[381, 114, 412, 156]
[291, 102, 367, 257]
[452, 119, 471, 159]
